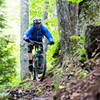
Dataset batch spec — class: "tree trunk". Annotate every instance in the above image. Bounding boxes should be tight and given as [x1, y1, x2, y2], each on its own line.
[69, 2, 79, 35]
[20, 0, 29, 80]
[56, 0, 79, 59]
[43, 1, 49, 52]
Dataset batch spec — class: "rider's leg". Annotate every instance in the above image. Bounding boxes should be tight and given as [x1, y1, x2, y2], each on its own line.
[39, 44, 43, 68]
[28, 44, 33, 72]
[40, 44, 43, 53]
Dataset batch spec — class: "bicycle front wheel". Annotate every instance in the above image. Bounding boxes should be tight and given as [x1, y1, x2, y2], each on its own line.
[34, 54, 46, 81]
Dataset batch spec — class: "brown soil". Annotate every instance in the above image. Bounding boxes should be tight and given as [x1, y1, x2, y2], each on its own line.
[7, 61, 100, 100]
[54, 64, 100, 100]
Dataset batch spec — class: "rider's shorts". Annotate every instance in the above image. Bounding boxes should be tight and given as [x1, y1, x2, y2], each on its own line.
[28, 43, 43, 53]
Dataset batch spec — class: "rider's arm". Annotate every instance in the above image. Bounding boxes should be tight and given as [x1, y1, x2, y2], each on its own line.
[41, 25, 53, 43]
[23, 24, 34, 40]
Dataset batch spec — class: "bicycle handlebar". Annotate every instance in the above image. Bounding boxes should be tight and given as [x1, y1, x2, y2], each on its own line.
[28, 39, 43, 45]
[28, 39, 53, 46]
[25, 39, 54, 45]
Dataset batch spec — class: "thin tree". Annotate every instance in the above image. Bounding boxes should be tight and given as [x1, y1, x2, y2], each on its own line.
[43, 1, 49, 52]
[20, 0, 29, 80]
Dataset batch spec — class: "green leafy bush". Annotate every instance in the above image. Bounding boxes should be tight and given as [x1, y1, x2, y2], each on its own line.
[0, 35, 16, 84]
[70, 35, 88, 62]
[0, 0, 16, 86]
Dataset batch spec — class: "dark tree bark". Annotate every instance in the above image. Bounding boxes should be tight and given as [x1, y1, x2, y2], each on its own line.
[56, 0, 79, 60]
[69, 2, 79, 35]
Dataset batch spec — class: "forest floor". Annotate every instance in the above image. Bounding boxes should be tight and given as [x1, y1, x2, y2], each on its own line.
[6, 58, 100, 100]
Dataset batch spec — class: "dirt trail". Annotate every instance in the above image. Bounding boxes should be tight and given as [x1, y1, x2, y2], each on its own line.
[54, 64, 100, 100]
[7, 61, 100, 100]
[7, 74, 55, 100]
[7, 70, 70, 100]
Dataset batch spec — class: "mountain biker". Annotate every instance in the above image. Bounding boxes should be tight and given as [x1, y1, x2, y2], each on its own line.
[23, 17, 54, 73]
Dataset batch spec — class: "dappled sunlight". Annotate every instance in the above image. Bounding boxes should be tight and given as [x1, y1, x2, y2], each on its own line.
[5, 0, 20, 44]
[0, 0, 100, 99]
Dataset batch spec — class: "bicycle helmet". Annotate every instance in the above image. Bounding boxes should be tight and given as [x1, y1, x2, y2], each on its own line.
[33, 17, 41, 24]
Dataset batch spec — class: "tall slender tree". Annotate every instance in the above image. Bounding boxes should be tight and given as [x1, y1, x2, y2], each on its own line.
[43, 1, 49, 52]
[20, 0, 29, 80]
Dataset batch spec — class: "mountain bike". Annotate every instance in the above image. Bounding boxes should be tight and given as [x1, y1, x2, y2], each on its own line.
[29, 40, 48, 81]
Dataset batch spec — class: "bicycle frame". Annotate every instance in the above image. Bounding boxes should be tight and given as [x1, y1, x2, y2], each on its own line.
[33, 45, 43, 67]
[33, 44, 46, 81]
[28, 40, 48, 81]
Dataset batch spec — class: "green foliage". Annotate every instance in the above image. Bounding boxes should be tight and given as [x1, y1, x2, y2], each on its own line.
[67, 0, 83, 3]
[0, 0, 16, 86]
[95, 19, 100, 25]
[0, 35, 16, 84]
[79, 0, 100, 26]
[53, 71, 63, 91]
[34, 87, 43, 96]
[76, 68, 87, 81]
[20, 81, 34, 89]
[70, 36, 80, 40]
[37, 87, 43, 95]
[70, 35, 88, 61]
[53, 73, 60, 91]
[0, 93, 11, 100]
[8, 74, 21, 86]
[79, 71, 87, 77]
[78, 35, 88, 62]
[0, 1, 6, 31]
[29, 0, 44, 25]
[46, 40, 60, 70]
[69, 35, 80, 54]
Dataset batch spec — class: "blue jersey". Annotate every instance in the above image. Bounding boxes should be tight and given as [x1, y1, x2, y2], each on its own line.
[23, 24, 53, 42]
